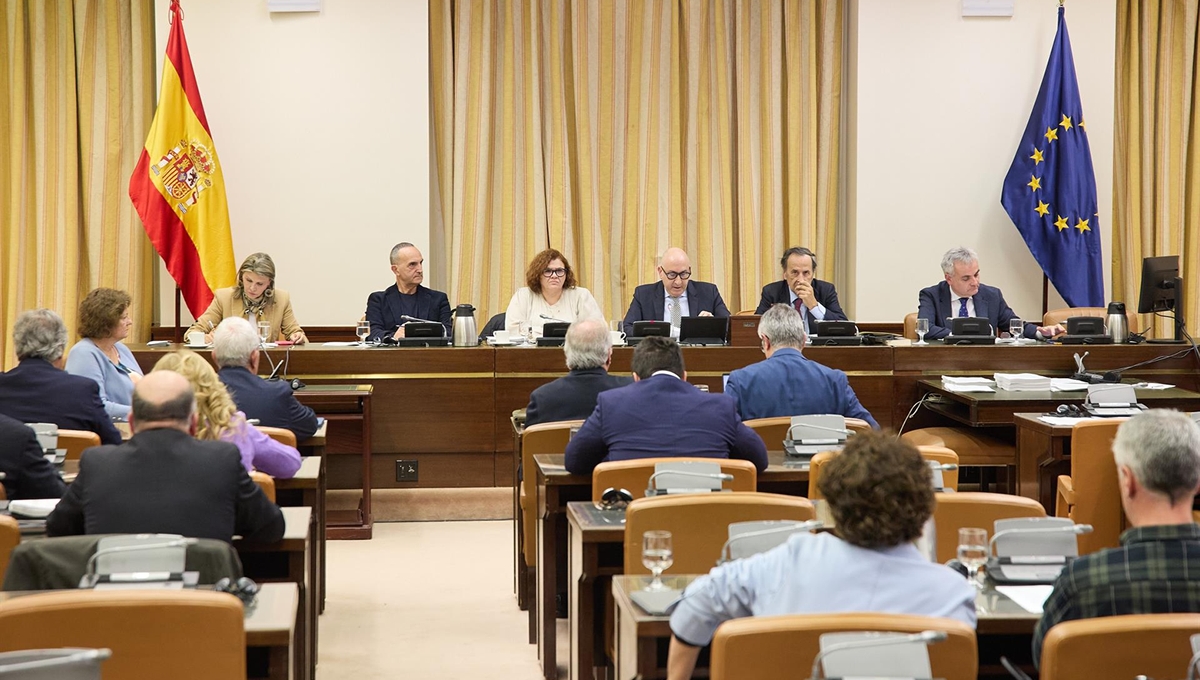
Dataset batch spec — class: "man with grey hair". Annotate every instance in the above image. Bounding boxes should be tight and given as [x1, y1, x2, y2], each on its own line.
[1033, 410, 1200, 666]
[214, 317, 318, 441]
[917, 246, 1063, 340]
[47, 370, 284, 543]
[724, 304, 877, 426]
[364, 242, 452, 340]
[524, 318, 632, 427]
[0, 309, 121, 444]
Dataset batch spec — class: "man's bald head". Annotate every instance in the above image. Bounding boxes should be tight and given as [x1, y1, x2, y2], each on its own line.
[658, 248, 693, 297]
[660, 248, 690, 271]
[130, 370, 197, 433]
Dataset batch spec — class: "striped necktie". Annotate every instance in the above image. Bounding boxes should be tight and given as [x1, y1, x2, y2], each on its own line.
[670, 296, 681, 328]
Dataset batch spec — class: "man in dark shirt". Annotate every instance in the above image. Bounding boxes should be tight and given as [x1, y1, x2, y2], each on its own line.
[0, 414, 67, 500]
[525, 318, 631, 426]
[364, 242, 453, 339]
[1033, 410, 1200, 666]
[213, 317, 319, 441]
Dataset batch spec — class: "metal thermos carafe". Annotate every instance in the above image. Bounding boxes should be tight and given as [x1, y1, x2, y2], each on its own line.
[452, 304, 478, 346]
[1106, 301, 1128, 344]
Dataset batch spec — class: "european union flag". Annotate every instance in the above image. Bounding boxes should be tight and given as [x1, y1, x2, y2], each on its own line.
[1000, 6, 1103, 307]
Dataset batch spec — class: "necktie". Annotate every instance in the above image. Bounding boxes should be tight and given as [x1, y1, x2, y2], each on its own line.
[670, 296, 682, 328]
[793, 297, 809, 333]
[958, 297, 969, 318]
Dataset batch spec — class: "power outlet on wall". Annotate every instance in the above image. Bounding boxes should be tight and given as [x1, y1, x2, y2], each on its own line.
[396, 460, 418, 483]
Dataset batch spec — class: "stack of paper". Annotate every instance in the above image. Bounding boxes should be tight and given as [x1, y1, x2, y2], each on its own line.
[1049, 378, 1089, 392]
[941, 376, 995, 393]
[994, 373, 1051, 391]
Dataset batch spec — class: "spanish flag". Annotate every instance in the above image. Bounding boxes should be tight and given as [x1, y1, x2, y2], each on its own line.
[129, 0, 235, 317]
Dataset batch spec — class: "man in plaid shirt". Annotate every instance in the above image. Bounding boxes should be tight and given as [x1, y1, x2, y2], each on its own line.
[1033, 410, 1200, 667]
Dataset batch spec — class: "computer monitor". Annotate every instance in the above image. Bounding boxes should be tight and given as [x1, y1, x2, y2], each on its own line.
[1137, 255, 1185, 343]
[678, 316, 728, 346]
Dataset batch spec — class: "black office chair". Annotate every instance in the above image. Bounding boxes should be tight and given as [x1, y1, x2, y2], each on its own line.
[479, 313, 506, 341]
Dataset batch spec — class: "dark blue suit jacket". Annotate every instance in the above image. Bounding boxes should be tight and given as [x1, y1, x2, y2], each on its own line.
[917, 281, 1036, 340]
[218, 366, 319, 441]
[622, 281, 731, 337]
[724, 348, 879, 427]
[564, 374, 768, 475]
[0, 359, 122, 445]
[0, 413, 67, 501]
[525, 367, 633, 427]
[754, 279, 848, 325]
[364, 284, 453, 340]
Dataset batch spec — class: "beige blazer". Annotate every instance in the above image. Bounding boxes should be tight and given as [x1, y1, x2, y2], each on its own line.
[187, 287, 306, 343]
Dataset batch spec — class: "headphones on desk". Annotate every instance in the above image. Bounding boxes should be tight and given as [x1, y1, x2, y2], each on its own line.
[1055, 404, 1085, 416]
[215, 576, 260, 607]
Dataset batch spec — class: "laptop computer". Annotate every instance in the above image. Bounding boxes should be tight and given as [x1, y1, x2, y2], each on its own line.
[678, 316, 728, 346]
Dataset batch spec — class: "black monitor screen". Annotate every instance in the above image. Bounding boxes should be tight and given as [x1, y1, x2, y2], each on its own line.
[1137, 255, 1180, 314]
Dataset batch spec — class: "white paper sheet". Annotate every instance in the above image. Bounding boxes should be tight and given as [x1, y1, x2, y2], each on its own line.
[322, 341, 362, 346]
[941, 376, 995, 385]
[1050, 378, 1089, 392]
[1039, 416, 1092, 426]
[995, 585, 1055, 614]
[945, 384, 996, 393]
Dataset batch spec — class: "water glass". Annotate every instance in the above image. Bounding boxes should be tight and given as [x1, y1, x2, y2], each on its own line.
[1009, 318, 1024, 341]
[915, 318, 929, 345]
[642, 530, 673, 591]
[257, 321, 271, 345]
[957, 527, 988, 589]
[356, 320, 371, 345]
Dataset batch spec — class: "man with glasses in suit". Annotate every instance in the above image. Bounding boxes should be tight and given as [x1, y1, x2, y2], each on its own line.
[621, 247, 730, 338]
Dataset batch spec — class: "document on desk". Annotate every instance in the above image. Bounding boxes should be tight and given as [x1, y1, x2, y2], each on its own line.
[941, 376, 995, 393]
[1049, 378, 1089, 392]
[995, 585, 1055, 614]
[323, 341, 361, 347]
[1039, 416, 1091, 426]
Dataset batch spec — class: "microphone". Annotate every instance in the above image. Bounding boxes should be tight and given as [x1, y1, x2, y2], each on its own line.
[1187, 647, 1200, 680]
[82, 537, 198, 586]
[809, 630, 948, 679]
[988, 524, 1093, 556]
[646, 469, 734, 495]
[786, 422, 852, 439]
[400, 314, 441, 325]
[0, 649, 113, 674]
[719, 521, 823, 564]
[539, 314, 570, 323]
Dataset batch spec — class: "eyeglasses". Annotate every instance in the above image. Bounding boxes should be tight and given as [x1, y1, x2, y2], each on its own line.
[542, 268, 567, 278]
[661, 269, 692, 281]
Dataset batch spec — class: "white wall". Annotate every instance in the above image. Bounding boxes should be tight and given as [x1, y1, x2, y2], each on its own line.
[848, 0, 1115, 322]
[152, 0, 430, 326]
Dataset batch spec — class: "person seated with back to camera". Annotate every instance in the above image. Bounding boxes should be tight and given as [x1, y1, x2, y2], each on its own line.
[665, 432, 976, 679]
[525, 318, 632, 427]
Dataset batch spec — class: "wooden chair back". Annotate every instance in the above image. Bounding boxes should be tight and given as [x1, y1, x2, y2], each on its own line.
[711, 612, 977, 680]
[257, 426, 297, 448]
[623, 492, 814, 574]
[1039, 613, 1200, 680]
[809, 446, 960, 502]
[0, 516, 18, 586]
[250, 471, 276, 503]
[932, 492, 1045, 563]
[1042, 306, 1136, 333]
[1063, 419, 1125, 554]
[0, 590, 245, 680]
[520, 420, 584, 567]
[58, 430, 101, 461]
[903, 312, 919, 340]
[592, 458, 757, 502]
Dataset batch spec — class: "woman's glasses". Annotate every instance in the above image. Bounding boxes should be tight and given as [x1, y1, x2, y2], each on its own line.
[542, 268, 567, 278]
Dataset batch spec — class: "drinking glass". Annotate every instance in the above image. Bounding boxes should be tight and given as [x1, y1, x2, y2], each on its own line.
[519, 321, 534, 344]
[1009, 318, 1024, 342]
[356, 320, 371, 346]
[915, 318, 930, 345]
[957, 527, 988, 589]
[642, 530, 673, 591]
[257, 321, 271, 345]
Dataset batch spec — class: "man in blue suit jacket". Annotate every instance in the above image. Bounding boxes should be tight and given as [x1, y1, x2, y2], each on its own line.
[622, 248, 730, 337]
[364, 243, 453, 340]
[917, 247, 1064, 341]
[0, 310, 121, 445]
[565, 336, 767, 475]
[754, 247, 847, 333]
[213, 318, 319, 442]
[726, 305, 878, 427]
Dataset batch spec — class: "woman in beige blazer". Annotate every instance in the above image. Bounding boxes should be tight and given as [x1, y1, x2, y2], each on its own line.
[188, 252, 308, 344]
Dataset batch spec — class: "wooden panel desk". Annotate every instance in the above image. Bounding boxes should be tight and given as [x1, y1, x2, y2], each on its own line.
[236, 506, 313, 680]
[0, 582, 299, 680]
[276, 456, 326, 616]
[610, 575, 1039, 680]
[533, 454, 808, 680]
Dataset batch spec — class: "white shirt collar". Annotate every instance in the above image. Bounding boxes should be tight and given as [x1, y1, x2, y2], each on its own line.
[650, 370, 682, 380]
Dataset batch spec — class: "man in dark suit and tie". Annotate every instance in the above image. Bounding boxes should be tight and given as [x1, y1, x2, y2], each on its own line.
[0, 309, 121, 445]
[214, 317, 319, 442]
[726, 305, 878, 426]
[917, 246, 1064, 341]
[621, 247, 730, 338]
[754, 247, 847, 333]
[47, 370, 284, 543]
[564, 336, 767, 475]
[525, 319, 632, 427]
[365, 242, 453, 340]
[0, 414, 67, 500]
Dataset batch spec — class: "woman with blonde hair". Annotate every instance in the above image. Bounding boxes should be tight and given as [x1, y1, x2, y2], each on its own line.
[188, 252, 307, 344]
[152, 350, 302, 479]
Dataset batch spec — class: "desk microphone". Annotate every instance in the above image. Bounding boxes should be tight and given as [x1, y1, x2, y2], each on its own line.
[718, 521, 822, 564]
[400, 314, 441, 325]
[82, 537, 198, 587]
[808, 629, 947, 680]
[539, 314, 570, 323]
[988, 523, 1092, 556]
[646, 469, 733, 496]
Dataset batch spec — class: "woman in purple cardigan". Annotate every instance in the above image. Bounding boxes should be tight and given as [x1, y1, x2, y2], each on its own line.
[151, 350, 302, 479]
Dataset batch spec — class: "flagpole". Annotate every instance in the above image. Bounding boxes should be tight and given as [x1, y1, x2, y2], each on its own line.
[1042, 275, 1049, 316]
[174, 286, 182, 344]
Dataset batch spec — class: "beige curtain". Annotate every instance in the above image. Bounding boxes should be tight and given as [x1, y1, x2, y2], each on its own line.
[1112, 1, 1200, 338]
[0, 0, 156, 369]
[430, 0, 843, 325]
